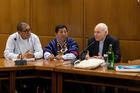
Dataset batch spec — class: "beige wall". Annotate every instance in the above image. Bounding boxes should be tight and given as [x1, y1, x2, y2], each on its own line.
[1, 0, 140, 62]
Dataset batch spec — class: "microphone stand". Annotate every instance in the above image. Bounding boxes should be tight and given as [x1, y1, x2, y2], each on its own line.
[15, 54, 27, 65]
[81, 41, 95, 60]
[71, 41, 95, 64]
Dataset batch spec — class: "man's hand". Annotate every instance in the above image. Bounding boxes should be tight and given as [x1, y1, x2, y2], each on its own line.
[48, 54, 55, 60]
[85, 51, 103, 60]
[86, 51, 96, 59]
[22, 50, 34, 58]
[55, 55, 63, 60]
[97, 53, 103, 59]
[85, 51, 90, 60]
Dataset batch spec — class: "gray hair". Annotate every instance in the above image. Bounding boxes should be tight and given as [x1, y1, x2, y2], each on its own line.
[17, 22, 29, 31]
[95, 23, 108, 34]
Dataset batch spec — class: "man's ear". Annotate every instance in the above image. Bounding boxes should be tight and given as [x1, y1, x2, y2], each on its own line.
[105, 31, 108, 35]
[67, 31, 69, 34]
[18, 31, 20, 34]
[18, 31, 22, 36]
[55, 33, 57, 37]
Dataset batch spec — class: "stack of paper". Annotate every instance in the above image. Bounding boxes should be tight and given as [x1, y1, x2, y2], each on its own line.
[116, 65, 140, 72]
[12, 58, 35, 62]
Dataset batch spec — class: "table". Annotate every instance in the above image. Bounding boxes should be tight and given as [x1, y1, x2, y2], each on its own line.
[55, 63, 140, 93]
[0, 58, 69, 93]
[1, 58, 140, 93]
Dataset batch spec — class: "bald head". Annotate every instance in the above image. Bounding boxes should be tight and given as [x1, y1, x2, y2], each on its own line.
[95, 23, 108, 34]
[94, 23, 108, 41]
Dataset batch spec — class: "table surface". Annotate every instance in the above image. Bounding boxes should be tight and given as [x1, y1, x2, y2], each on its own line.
[0, 58, 140, 80]
[55, 62, 140, 80]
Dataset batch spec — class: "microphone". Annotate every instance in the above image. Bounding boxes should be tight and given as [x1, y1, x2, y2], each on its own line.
[14, 37, 22, 55]
[83, 41, 95, 52]
[81, 41, 95, 60]
[71, 58, 80, 65]
[14, 38, 27, 65]
[15, 54, 27, 65]
[71, 41, 95, 64]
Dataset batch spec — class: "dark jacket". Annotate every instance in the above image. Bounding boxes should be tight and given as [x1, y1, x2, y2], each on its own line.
[82, 34, 121, 62]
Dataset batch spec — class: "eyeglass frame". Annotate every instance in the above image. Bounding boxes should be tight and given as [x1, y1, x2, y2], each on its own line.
[21, 28, 31, 33]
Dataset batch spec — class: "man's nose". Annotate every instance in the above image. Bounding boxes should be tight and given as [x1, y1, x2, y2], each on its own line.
[62, 32, 66, 35]
[94, 33, 97, 36]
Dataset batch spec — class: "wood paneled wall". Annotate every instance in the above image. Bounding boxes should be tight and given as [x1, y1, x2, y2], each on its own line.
[84, 0, 140, 62]
[0, 0, 140, 62]
[0, 0, 30, 57]
[31, 0, 84, 52]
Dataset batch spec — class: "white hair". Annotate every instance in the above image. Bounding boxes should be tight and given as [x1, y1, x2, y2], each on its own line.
[95, 23, 108, 34]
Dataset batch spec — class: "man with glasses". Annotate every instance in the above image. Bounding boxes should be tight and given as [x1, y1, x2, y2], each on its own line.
[4, 22, 43, 59]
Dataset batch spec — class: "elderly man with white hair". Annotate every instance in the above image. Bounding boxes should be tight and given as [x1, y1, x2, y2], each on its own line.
[82, 23, 121, 62]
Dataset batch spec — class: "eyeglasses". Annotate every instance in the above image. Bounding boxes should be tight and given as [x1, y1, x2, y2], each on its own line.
[21, 28, 31, 33]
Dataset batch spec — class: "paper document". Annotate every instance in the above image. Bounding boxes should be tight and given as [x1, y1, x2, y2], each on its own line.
[12, 58, 35, 62]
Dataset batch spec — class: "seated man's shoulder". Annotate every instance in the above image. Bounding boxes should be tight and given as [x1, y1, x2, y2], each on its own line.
[8, 32, 18, 40]
[46, 39, 57, 46]
[88, 36, 95, 41]
[30, 33, 39, 38]
[108, 35, 119, 41]
[67, 38, 77, 43]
